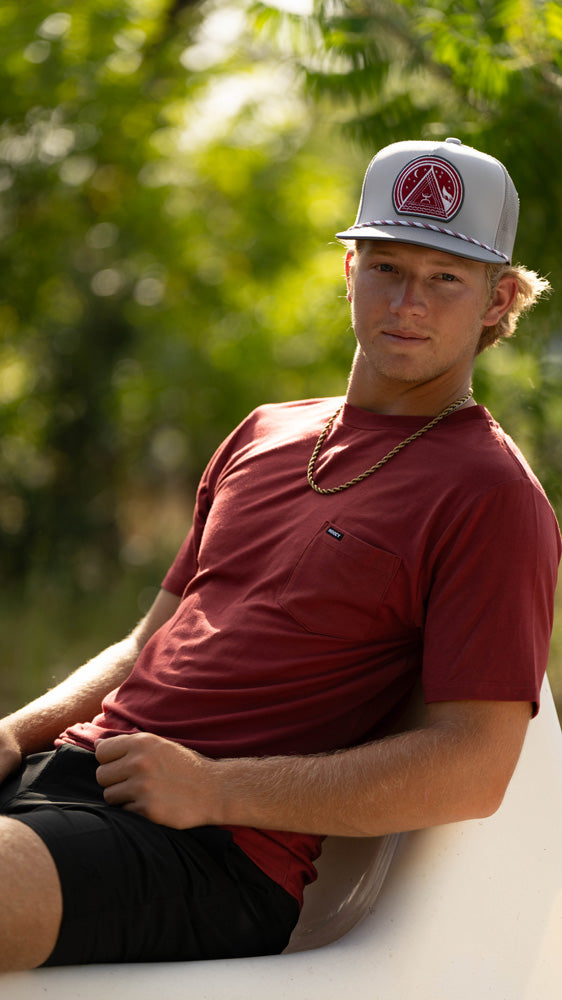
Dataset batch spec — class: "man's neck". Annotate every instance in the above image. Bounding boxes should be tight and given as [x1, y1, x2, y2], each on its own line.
[346, 369, 475, 418]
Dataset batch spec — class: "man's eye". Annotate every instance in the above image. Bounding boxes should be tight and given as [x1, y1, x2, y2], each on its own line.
[440, 272, 458, 282]
[376, 263, 395, 272]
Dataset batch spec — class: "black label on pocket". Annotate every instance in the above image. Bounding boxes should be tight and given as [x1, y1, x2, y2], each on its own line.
[326, 526, 344, 541]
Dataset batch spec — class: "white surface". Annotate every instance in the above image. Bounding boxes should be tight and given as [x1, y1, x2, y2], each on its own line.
[3, 679, 562, 999]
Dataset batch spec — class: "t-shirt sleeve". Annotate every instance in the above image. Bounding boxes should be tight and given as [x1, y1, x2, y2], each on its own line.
[161, 472, 213, 597]
[161, 528, 198, 597]
[422, 479, 561, 714]
[160, 408, 261, 597]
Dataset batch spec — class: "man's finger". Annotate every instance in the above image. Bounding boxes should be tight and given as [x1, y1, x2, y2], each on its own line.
[94, 735, 131, 764]
[101, 778, 138, 807]
[95, 758, 130, 788]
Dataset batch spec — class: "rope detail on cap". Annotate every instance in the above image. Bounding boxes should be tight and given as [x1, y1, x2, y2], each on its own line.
[349, 219, 509, 262]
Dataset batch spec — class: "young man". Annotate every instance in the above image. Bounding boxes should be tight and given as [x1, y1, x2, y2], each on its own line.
[0, 138, 559, 971]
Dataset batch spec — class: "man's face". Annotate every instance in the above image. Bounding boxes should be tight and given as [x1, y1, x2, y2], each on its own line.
[345, 241, 507, 403]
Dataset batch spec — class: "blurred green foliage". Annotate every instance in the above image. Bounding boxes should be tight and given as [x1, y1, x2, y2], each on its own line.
[0, 0, 355, 595]
[2, 0, 562, 711]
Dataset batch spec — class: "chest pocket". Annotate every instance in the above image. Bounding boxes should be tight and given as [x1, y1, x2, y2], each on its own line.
[278, 521, 400, 640]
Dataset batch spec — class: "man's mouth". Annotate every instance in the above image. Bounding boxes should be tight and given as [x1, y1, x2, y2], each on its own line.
[383, 330, 429, 342]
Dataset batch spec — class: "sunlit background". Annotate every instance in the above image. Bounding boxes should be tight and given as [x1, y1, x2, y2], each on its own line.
[2, 0, 562, 717]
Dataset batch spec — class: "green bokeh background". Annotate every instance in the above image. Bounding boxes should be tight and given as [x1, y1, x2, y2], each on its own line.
[2, 0, 562, 715]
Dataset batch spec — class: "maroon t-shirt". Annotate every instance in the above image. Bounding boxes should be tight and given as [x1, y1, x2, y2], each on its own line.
[61, 399, 561, 902]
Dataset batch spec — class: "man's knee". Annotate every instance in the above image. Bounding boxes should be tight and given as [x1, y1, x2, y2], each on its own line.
[0, 817, 62, 971]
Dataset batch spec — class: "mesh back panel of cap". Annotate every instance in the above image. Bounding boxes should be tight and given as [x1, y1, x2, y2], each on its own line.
[495, 166, 519, 259]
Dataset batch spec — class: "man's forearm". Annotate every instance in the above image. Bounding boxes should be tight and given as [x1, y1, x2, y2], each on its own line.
[1, 636, 139, 757]
[214, 700, 530, 838]
[1, 588, 180, 762]
[216, 731, 480, 837]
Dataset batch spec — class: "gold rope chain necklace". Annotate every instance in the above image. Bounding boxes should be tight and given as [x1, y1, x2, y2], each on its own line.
[307, 389, 473, 495]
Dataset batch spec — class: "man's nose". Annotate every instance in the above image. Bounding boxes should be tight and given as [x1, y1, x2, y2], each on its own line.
[389, 277, 427, 315]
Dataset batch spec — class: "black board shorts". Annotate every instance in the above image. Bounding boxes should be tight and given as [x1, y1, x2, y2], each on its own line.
[0, 743, 300, 966]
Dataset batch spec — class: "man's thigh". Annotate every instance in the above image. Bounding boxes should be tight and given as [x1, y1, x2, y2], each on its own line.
[0, 815, 63, 971]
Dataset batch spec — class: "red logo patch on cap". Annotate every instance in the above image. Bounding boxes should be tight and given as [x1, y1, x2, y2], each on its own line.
[393, 156, 463, 221]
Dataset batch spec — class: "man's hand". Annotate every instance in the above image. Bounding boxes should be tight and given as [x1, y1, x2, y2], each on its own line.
[0, 726, 23, 784]
[95, 733, 219, 829]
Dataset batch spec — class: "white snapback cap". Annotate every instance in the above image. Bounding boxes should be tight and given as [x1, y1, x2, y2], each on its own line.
[336, 137, 519, 264]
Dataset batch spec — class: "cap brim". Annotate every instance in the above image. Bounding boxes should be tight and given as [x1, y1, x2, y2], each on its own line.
[335, 224, 509, 265]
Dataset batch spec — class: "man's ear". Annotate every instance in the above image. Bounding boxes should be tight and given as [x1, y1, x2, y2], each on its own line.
[482, 275, 518, 327]
[345, 250, 354, 303]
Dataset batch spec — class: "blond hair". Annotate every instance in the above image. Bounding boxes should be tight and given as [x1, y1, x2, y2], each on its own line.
[478, 262, 551, 353]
